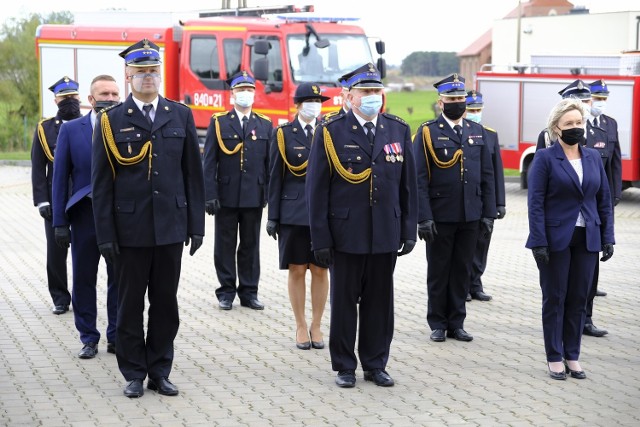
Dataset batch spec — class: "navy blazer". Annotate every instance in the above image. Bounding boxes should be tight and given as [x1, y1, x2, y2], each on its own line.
[52, 113, 93, 227]
[484, 126, 506, 207]
[91, 94, 205, 247]
[306, 111, 417, 254]
[597, 114, 622, 200]
[526, 142, 614, 252]
[203, 109, 273, 208]
[268, 117, 312, 226]
[31, 115, 62, 206]
[414, 115, 497, 223]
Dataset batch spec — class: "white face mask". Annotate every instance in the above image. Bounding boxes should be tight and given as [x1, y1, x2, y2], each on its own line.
[582, 102, 592, 121]
[234, 91, 255, 108]
[591, 100, 607, 117]
[299, 102, 322, 120]
[466, 112, 482, 123]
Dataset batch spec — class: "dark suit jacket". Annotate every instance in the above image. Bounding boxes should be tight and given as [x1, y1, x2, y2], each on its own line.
[597, 114, 622, 200]
[31, 115, 62, 206]
[268, 117, 312, 226]
[203, 109, 273, 208]
[526, 142, 614, 252]
[414, 115, 497, 223]
[484, 126, 506, 207]
[52, 113, 93, 227]
[306, 111, 417, 254]
[91, 94, 205, 247]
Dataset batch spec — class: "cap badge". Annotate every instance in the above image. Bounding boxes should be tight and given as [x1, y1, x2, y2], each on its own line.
[577, 81, 584, 90]
[312, 85, 320, 95]
[143, 39, 151, 49]
[368, 63, 375, 72]
[453, 73, 459, 82]
[63, 77, 70, 83]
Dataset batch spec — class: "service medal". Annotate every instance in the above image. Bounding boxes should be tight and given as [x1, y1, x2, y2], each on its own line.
[390, 154, 396, 163]
[386, 154, 391, 162]
[397, 154, 403, 162]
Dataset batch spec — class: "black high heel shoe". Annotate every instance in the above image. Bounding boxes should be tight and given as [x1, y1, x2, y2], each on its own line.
[564, 361, 587, 379]
[310, 329, 325, 349]
[548, 362, 567, 380]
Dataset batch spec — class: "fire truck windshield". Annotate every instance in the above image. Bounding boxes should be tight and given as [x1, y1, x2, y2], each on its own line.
[287, 34, 373, 85]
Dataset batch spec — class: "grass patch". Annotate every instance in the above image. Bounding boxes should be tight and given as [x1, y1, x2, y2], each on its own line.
[0, 151, 30, 161]
[504, 168, 519, 177]
[385, 90, 438, 133]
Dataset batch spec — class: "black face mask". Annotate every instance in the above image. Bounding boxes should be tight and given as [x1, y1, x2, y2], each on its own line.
[442, 101, 467, 121]
[57, 97, 81, 121]
[93, 100, 119, 113]
[559, 127, 584, 146]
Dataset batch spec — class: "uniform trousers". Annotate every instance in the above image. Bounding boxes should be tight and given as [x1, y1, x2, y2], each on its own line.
[584, 262, 599, 325]
[538, 227, 596, 362]
[329, 251, 396, 372]
[69, 198, 117, 344]
[469, 229, 492, 294]
[115, 243, 182, 381]
[426, 221, 479, 330]
[43, 217, 70, 306]
[214, 207, 262, 302]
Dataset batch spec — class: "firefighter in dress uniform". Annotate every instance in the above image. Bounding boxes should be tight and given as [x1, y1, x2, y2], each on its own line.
[464, 91, 506, 303]
[203, 71, 273, 311]
[306, 63, 417, 388]
[267, 82, 330, 350]
[414, 74, 496, 344]
[535, 80, 612, 338]
[91, 39, 205, 398]
[31, 76, 80, 315]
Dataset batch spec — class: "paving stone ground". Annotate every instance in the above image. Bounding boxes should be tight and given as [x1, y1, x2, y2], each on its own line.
[0, 164, 639, 426]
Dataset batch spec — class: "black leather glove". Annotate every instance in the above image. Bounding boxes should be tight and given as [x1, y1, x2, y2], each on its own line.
[186, 234, 203, 256]
[205, 199, 221, 216]
[480, 218, 494, 239]
[98, 242, 120, 264]
[496, 206, 507, 219]
[38, 205, 52, 221]
[266, 220, 279, 240]
[600, 243, 614, 262]
[398, 239, 416, 256]
[314, 248, 334, 267]
[54, 226, 71, 249]
[532, 246, 550, 265]
[614, 197, 620, 207]
[417, 220, 437, 244]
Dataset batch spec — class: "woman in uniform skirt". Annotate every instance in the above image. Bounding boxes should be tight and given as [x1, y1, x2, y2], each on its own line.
[267, 83, 330, 349]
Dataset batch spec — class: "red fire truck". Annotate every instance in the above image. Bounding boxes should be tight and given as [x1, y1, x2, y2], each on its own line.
[476, 62, 640, 189]
[35, 6, 385, 143]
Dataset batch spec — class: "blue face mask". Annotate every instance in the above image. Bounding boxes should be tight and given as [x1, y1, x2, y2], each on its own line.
[358, 94, 383, 117]
[466, 112, 482, 123]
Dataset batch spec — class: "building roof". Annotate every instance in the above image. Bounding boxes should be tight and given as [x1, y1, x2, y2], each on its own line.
[458, 29, 492, 57]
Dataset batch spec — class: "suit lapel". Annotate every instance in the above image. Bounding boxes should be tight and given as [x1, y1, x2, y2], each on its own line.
[227, 110, 244, 139]
[554, 143, 583, 195]
[371, 115, 386, 160]
[123, 95, 149, 131]
[80, 113, 93, 147]
[152, 96, 171, 132]
[346, 111, 371, 155]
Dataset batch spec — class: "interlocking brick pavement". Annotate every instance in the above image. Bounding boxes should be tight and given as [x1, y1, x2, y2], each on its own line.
[0, 164, 639, 426]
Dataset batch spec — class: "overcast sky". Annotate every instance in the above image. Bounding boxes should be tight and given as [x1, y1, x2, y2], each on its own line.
[3, 0, 639, 65]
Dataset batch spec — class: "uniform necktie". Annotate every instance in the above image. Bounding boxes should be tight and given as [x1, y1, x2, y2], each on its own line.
[364, 122, 375, 146]
[594, 117, 599, 127]
[142, 104, 153, 127]
[305, 124, 313, 144]
[242, 116, 249, 138]
[454, 124, 462, 139]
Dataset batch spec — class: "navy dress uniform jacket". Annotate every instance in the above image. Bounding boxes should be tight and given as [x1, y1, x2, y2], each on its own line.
[268, 117, 312, 226]
[597, 114, 622, 200]
[484, 126, 506, 207]
[414, 116, 497, 223]
[91, 94, 205, 247]
[203, 110, 273, 208]
[526, 143, 614, 252]
[31, 115, 62, 206]
[306, 111, 418, 254]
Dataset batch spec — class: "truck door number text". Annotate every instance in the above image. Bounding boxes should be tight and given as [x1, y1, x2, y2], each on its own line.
[194, 93, 223, 108]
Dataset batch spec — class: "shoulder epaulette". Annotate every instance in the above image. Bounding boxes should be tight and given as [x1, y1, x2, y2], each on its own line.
[39, 117, 55, 125]
[325, 113, 346, 125]
[483, 125, 497, 133]
[382, 112, 408, 126]
[212, 111, 229, 119]
[277, 121, 292, 130]
[254, 111, 272, 122]
[164, 98, 188, 108]
[422, 119, 437, 127]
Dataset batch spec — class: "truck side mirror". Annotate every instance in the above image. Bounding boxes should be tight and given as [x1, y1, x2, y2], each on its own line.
[375, 40, 385, 55]
[254, 57, 270, 82]
[377, 58, 387, 79]
[253, 40, 271, 56]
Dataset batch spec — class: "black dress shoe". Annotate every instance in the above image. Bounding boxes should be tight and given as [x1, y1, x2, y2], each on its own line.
[52, 305, 69, 315]
[147, 377, 179, 396]
[583, 323, 608, 337]
[78, 342, 98, 359]
[430, 329, 446, 342]
[218, 299, 232, 310]
[471, 291, 492, 301]
[310, 329, 325, 349]
[124, 379, 144, 398]
[107, 342, 116, 354]
[596, 289, 607, 297]
[364, 369, 394, 387]
[240, 298, 264, 310]
[564, 361, 587, 379]
[547, 363, 567, 380]
[447, 328, 474, 342]
[466, 293, 472, 302]
[335, 370, 356, 388]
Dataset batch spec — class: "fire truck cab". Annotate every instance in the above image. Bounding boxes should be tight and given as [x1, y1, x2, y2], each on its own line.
[35, 6, 385, 143]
